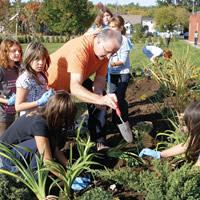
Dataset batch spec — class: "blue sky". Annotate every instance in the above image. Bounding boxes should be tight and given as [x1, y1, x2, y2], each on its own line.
[89, 0, 157, 6]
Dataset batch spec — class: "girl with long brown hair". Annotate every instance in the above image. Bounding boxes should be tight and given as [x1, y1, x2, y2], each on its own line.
[0, 90, 77, 176]
[15, 41, 53, 116]
[140, 101, 200, 166]
[0, 38, 22, 136]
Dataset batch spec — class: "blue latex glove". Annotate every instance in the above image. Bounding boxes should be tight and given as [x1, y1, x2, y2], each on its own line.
[8, 93, 16, 105]
[71, 177, 91, 191]
[37, 88, 54, 106]
[139, 148, 161, 159]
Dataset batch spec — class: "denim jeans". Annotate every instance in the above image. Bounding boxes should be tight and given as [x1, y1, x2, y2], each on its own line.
[109, 73, 130, 125]
[142, 46, 153, 59]
[0, 138, 39, 173]
[82, 79, 107, 142]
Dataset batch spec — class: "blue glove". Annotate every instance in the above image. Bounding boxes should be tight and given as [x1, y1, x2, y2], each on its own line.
[139, 148, 161, 159]
[71, 177, 91, 191]
[37, 88, 54, 106]
[8, 93, 16, 105]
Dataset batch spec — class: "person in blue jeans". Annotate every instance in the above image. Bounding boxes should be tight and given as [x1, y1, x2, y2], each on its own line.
[108, 16, 131, 132]
[0, 90, 77, 177]
[142, 45, 172, 63]
[139, 101, 200, 166]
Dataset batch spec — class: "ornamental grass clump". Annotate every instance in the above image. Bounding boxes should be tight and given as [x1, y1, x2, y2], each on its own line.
[46, 120, 100, 199]
[0, 144, 48, 200]
[149, 47, 199, 116]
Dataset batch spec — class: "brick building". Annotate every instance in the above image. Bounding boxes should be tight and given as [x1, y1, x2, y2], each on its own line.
[189, 13, 200, 43]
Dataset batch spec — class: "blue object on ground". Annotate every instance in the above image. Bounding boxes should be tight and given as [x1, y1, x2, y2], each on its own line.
[71, 177, 91, 191]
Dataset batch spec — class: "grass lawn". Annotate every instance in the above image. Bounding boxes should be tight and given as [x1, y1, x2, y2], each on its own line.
[21, 39, 200, 117]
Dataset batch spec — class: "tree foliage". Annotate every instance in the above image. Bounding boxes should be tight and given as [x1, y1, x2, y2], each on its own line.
[154, 5, 189, 31]
[40, 0, 95, 35]
[0, 0, 11, 33]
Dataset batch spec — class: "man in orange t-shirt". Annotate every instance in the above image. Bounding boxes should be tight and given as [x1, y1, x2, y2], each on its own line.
[48, 29, 122, 150]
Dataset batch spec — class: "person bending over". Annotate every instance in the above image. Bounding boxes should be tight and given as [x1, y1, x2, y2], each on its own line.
[0, 90, 77, 178]
[142, 45, 172, 63]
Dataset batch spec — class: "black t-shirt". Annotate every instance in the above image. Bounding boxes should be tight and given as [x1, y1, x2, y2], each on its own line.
[0, 114, 56, 155]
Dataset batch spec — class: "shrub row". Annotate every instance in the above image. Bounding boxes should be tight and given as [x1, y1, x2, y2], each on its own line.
[17, 34, 72, 43]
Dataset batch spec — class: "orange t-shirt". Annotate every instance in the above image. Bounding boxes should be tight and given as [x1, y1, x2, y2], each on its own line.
[47, 35, 109, 91]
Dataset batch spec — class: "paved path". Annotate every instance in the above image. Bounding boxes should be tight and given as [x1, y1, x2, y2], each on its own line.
[184, 39, 200, 49]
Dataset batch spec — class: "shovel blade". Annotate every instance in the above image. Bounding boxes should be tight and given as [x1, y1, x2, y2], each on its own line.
[118, 121, 133, 143]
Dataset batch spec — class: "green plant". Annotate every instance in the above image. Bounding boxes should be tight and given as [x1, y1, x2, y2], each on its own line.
[59, 36, 64, 43]
[92, 160, 200, 200]
[0, 174, 32, 200]
[155, 118, 188, 163]
[78, 187, 114, 200]
[65, 33, 70, 43]
[156, 119, 187, 148]
[46, 119, 100, 199]
[149, 47, 199, 116]
[106, 140, 144, 167]
[55, 36, 59, 43]
[39, 35, 44, 43]
[0, 144, 49, 200]
[51, 36, 55, 43]
[132, 121, 153, 152]
[45, 36, 50, 43]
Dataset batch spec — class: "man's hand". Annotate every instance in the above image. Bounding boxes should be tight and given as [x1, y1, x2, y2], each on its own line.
[101, 93, 118, 110]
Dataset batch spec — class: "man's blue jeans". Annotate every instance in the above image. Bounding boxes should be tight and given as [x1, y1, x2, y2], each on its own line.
[109, 73, 130, 126]
[82, 79, 107, 142]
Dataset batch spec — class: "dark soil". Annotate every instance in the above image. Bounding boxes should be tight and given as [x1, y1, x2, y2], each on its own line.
[56, 77, 172, 199]
[92, 77, 171, 199]
[106, 76, 170, 147]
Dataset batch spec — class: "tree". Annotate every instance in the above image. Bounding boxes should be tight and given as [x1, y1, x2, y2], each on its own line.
[23, 1, 43, 34]
[175, 7, 190, 30]
[0, 0, 11, 34]
[154, 6, 177, 31]
[40, 0, 95, 35]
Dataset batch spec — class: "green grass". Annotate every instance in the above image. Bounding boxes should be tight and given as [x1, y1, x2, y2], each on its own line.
[130, 40, 200, 71]
[21, 43, 64, 54]
[20, 40, 200, 117]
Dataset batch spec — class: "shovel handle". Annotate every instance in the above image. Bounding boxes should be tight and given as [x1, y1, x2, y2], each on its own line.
[112, 99, 121, 117]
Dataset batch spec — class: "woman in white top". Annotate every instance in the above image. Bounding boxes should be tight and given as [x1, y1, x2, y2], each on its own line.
[142, 45, 172, 63]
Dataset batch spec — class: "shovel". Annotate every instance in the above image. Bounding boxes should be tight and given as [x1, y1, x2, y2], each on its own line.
[113, 100, 133, 143]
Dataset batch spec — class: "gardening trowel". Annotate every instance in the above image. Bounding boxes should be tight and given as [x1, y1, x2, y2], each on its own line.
[113, 100, 133, 143]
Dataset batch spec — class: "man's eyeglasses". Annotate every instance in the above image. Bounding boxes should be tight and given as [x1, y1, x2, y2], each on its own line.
[101, 42, 115, 57]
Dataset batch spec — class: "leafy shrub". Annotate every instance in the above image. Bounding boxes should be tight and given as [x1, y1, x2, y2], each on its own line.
[159, 36, 164, 46]
[65, 33, 70, 43]
[0, 174, 32, 200]
[39, 35, 44, 43]
[17, 36, 27, 43]
[146, 36, 152, 44]
[27, 35, 32, 43]
[141, 36, 145, 43]
[59, 36, 64, 43]
[92, 160, 200, 200]
[55, 36, 59, 43]
[78, 187, 114, 200]
[132, 33, 140, 43]
[149, 47, 199, 115]
[51, 36, 55, 43]
[45, 36, 50, 43]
